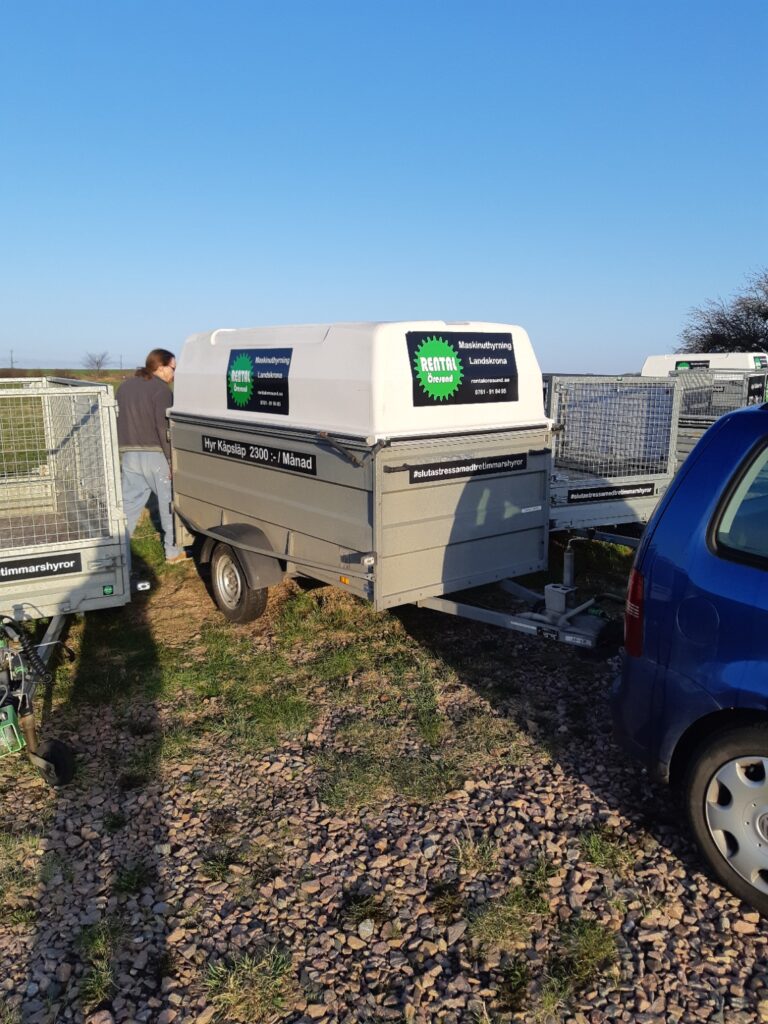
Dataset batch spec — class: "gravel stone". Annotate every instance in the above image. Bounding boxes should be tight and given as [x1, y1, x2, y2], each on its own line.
[3, 576, 767, 1024]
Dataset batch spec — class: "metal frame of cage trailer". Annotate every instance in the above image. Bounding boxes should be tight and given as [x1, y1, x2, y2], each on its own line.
[672, 369, 768, 468]
[547, 375, 681, 531]
[0, 377, 130, 621]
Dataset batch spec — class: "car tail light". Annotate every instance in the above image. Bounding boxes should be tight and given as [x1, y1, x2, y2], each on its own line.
[624, 568, 644, 657]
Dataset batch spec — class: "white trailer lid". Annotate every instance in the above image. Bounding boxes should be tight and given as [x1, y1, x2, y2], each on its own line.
[641, 352, 768, 376]
[173, 321, 546, 440]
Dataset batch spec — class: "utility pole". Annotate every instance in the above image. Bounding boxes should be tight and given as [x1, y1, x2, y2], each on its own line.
[9, 350, 13, 369]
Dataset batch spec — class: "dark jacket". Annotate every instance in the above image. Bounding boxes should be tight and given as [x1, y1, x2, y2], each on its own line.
[116, 375, 173, 461]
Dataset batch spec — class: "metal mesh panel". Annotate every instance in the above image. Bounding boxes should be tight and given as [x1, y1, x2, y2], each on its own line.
[0, 383, 111, 548]
[551, 377, 677, 477]
[674, 370, 768, 417]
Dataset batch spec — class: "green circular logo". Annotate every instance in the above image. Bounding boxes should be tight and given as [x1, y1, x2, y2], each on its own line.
[228, 353, 254, 407]
[413, 336, 464, 401]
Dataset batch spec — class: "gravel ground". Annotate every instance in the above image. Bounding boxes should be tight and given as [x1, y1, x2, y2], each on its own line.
[1, 564, 767, 1024]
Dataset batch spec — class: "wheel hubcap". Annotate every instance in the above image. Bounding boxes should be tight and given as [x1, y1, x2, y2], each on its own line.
[216, 556, 241, 609]
[705, 755, 768, 893]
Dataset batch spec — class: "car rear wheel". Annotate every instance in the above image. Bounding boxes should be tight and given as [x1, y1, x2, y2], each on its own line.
[685, 723, 768, 915]
[210, 543, 268, 624]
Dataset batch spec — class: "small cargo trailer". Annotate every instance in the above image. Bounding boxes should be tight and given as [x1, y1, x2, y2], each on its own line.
[639, 354, 768, 468]
[671, 368, 768, 467]
[0, 376, 131, 784]
[171, 322, 607, 648]
[545, 374, 680, 531]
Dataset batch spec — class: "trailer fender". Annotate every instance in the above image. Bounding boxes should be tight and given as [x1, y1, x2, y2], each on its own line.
[199, 526, 284, 589]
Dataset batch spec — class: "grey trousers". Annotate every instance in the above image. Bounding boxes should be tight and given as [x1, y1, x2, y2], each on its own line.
[120, 451, 180, 560]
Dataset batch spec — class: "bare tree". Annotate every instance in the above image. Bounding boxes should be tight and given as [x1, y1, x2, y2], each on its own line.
[82, 351, 111, 370]
[678, 269, 768, 353]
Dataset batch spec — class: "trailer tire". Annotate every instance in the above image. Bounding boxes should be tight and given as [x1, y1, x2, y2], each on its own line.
[211, 543, 268, 623]
[35, 739, 76, 787]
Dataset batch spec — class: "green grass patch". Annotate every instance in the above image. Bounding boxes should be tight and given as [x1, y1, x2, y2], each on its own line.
[452, 830, 500, 875]
[236, 841, 284, 902]
[8, 906, 37, 926]
[450, 709, 526, 776]
[116, 736, 163, 789]
[39, 851, 73, 885]
[389, 754, 457, 802]
[342, 891, 391, 926]
[114, 860, 155, 895]
[541, 917, 618, 1014]
[317, 749, 459, 811]
[334, 715, 409, 757]
[308, 644, 373, 684]
[200, 839, 254, 882]
[549, 917, 618, 988]
[205, 947, 298, 1022]
[0, 830, 38, 890]
[534, 977, 571, 1023]
[201, 851, 236, 882]
[130, 514, 167, 575]
[160, 717, 216, 761]
[409, 673, 446, 747]
[469, 857, 553, 951]
[103, 811, 127, 834]
[215, 690, 312, 754]
[316, 751, 392, 810]
[579, 824, 634, 876]
[78, 916, 124, 1009]
[59, 605, 161, 706]
[430, 880, 464, 921]
[496, 956, 533, 1013]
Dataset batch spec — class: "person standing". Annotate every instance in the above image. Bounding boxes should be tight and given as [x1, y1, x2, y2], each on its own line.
[116, 348, 185, 563]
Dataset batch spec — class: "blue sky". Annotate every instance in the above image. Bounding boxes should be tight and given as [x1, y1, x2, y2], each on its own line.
[1, 1, 765, 373]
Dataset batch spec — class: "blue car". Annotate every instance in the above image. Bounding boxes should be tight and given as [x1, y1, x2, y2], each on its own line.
[612, 402, 768, 912]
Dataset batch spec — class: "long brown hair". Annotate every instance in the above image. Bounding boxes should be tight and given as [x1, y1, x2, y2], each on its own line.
[136, 348, 175, 379]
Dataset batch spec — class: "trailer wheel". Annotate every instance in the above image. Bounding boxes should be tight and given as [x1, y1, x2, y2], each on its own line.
[211, 543, 268, 623]
[35, 739, 76, 787]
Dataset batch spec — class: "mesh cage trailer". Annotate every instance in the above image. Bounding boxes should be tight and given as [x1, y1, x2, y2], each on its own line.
[672, 369, 768, 468]
[547, 375, 681, 531]
[0, 378, 130, 620]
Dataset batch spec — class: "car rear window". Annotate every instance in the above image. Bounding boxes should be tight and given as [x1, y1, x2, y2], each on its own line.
[716, 445, 768, 563]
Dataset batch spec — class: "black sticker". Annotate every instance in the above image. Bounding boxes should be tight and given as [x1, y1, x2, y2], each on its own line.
[567, 483, 655, 504]
[0, 552, 83, 583]
[406, 331, 518, 406]
[409, 453, 527, 484]
[201, 434, 316, 476]
[226, 348, 292, 415]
